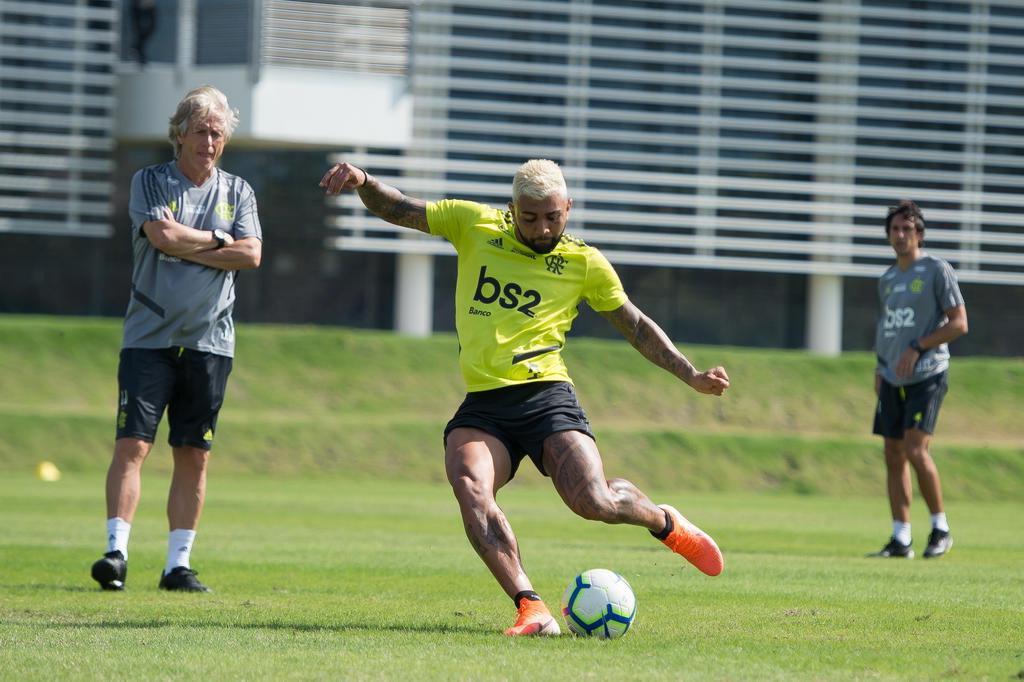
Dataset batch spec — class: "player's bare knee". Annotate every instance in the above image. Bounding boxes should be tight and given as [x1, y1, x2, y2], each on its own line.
[904, 445, 931, 467]
[172, 446, 209, 473]
[113, 438, 150, 467]
[883, 443, 905, 466]
[450, 474, 488, 506]
[569, 487, 618, 523]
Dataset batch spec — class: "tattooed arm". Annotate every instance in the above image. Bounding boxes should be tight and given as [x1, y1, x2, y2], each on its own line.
[318, 162, 429, 233]
[600, 300, 730, 396]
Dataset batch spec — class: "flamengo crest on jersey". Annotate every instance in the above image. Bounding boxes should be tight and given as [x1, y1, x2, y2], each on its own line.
[427, 199, 627, 392]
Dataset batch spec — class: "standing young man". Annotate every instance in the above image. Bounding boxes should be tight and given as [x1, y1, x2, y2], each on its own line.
[320, 159, 729, 635]
[869, 200, 967, 560]
[91, 86, 262, 592]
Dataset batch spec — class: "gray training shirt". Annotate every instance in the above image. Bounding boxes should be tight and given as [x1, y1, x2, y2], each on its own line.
[875, 253, 964, 387]
[123, 161, 262, 357]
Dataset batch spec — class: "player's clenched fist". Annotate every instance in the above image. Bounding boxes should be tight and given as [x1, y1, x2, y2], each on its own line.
[691, 366, 730, 396]
[319, 162, 368, 195]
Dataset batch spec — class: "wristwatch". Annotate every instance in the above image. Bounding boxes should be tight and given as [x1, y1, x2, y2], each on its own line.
[909, 338, 924, 353]
[212, 229, 228, 249]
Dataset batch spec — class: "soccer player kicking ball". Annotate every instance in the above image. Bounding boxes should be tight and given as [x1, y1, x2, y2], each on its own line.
[320, 159, 729, 635]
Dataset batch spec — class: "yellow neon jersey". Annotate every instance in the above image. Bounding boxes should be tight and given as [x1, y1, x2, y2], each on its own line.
[427, 199, 628, 392]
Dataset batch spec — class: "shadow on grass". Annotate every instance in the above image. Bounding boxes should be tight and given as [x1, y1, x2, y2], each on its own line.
[7, 613, 494, 636]
[4, 584, 96, 593]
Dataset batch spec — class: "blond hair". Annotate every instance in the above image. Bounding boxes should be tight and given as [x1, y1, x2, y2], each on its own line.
[512, 159, 567, 201]
[168, 85, 240, 157]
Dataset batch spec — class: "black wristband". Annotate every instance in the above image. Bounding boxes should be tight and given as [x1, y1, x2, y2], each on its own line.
[353, 166, 368, 188]
[909, 338, 924, 353]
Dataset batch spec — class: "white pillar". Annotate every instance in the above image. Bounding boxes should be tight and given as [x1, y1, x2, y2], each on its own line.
[806, 5, 856, 357]
[177, 0, 195, 74]
[806, 274, 843, 356]
[395, 253, 433, 337]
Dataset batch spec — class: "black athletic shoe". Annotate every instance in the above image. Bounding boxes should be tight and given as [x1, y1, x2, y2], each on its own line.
[158, 566, 212, 592]
[91, 550, 127, 590]
[923, 528, 953, 558]
[867, 537, 915, 559]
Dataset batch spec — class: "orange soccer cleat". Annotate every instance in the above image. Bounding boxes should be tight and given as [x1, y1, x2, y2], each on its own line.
[657, 504, 724, 576]
[504, 597, 561, 636]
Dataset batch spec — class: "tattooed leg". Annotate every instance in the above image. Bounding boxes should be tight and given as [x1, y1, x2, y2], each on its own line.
[542, 430, 665, 531]
[445, 427, 533, 599]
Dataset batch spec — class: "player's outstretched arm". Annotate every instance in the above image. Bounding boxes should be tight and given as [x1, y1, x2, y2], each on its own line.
[319, 162, 429, 234]
[600, 301, 730, 396]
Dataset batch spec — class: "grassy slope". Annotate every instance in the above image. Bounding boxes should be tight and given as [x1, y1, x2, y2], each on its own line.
[0, 314, 1021, 497]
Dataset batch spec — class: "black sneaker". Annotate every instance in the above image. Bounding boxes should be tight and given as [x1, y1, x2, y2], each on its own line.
[91, 550, 127, 590]
[158, 566, 212, 592]
[923, 528, 953, 558]
[867, 536, 914, 558]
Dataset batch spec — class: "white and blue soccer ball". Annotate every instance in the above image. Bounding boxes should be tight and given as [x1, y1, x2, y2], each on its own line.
[561, 568, 637, 639]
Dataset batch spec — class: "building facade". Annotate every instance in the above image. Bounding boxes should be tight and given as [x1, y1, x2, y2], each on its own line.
[3, 0, 1023, 355]
[332, 0, 1024, 353]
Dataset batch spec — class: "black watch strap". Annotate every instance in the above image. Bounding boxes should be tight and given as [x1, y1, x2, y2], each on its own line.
[909, 338, 924, 353]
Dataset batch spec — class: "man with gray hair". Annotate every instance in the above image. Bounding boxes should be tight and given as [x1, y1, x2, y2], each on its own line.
[91, 86, 262, 593]
[320, 159, 730, 635]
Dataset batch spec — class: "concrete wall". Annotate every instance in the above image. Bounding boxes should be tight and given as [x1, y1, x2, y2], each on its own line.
[116, 65, 411, 148]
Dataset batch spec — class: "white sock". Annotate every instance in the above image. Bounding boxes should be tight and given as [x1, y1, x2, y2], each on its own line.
[892, 520, 911, 546]
[165, 528, 197, 574]
[931, 512, 950, 533]
[106, 517, 131, 559]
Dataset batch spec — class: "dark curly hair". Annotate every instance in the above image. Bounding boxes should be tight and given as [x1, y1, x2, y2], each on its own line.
[885, 200, 925, 246]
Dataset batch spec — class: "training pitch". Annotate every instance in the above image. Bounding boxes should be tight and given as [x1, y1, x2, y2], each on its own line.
[2, 473, 1021, 680]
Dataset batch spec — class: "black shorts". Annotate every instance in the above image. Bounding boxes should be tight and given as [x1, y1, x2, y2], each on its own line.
[116, 347, 233, 450]
[443, 381, 595, 480]
[872, 371, 948, 439]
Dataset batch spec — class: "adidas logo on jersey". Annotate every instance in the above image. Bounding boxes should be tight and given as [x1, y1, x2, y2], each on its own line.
[487, 237, 503, 249]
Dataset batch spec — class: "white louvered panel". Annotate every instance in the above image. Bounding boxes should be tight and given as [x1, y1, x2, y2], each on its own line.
[0, 196, 111, 216]
[0, 218, 111, 237]
[0, 131, 114, 152]
[0, 87, 115, 110]
[261, 0, 410, 74]
[325, 1, 1024, 286]
[0, 154, 114, 173]
[323, 156, 1024, 238]
[0, 0, 117, 238]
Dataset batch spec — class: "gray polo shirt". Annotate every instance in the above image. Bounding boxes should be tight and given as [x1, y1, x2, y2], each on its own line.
[875, 253, 964, 387]
[122, 161, 262, 357]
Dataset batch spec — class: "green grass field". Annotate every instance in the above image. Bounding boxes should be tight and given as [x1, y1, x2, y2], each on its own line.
[1, 315, 1022, 679]
[2, 474, 1022, 680]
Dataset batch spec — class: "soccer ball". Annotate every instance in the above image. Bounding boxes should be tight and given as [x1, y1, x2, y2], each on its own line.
[561, 568, 637, 639]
